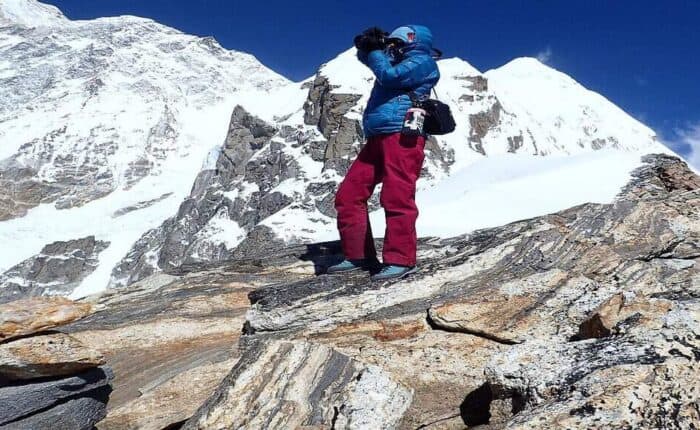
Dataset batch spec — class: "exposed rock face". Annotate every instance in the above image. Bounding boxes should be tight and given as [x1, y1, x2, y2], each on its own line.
[183, 340, 412, 430]
[52, 154, 697, 429]
[0, 296, 92, 341]
[62, 268, 268, 430]
[303, 74, 363, 174]
[0, 236, 109, 304]
[0, 296, 110, 430]
[109, 105, 286, 286]
[469, 100, 502, 155]
[235, 154, 698, 428]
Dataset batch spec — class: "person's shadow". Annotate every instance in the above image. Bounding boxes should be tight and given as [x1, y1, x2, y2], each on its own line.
[298, 240, 345, 275]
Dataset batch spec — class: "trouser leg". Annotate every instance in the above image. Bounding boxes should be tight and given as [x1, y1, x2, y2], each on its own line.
[379, 133, 425, 266]
[334, 137, 381, 260]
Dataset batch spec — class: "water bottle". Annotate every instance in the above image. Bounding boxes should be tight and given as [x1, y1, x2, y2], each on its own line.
[402, 107, 426, 136]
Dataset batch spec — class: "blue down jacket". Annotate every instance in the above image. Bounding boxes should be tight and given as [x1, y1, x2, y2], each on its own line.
[358, 25, 440, 137]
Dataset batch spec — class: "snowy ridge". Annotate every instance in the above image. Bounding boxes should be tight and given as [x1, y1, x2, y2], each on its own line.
[0, 1, 677, 299]
[484, 57, 664, 154]
[0, 0, 66, 27]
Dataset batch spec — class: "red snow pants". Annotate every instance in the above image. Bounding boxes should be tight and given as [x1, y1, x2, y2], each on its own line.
[335, 132, 425, 266]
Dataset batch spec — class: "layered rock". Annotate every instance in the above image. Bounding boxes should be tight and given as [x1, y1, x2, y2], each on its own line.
[52, 154, 697, 429]
[62, 267, 274, 430]
[0, 297, 111, 430]
[0, 332, 104, 380]
[0, 296, 92, 341]
[183, 340, 412, 430]
[0, 236, 109, 304]
[233, 154, 698, 428]
[0, 367, 113, 430]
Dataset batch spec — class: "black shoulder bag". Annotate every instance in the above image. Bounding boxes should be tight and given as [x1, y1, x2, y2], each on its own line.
[408, 89, 456, 136]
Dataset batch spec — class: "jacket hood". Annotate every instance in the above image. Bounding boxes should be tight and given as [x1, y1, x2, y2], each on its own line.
[389, 24, 433, 53]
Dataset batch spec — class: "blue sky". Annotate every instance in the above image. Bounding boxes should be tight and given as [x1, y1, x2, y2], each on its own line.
[46, 0, 699, 165]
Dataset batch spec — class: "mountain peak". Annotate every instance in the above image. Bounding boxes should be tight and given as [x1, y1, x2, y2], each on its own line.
[0, 0, 67, 27]
[437, 57, 482, 77]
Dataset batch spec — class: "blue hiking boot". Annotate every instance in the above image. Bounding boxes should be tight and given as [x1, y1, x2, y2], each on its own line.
[370, 265, 418, 281]
[326, 258, 380, 274]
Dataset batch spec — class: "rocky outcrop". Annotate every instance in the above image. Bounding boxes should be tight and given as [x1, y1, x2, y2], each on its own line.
[109, 105, 286, 286]
[469, 100, 502, 155]
[56, 153, 696, 429]
[0, 366, 112, 430]
[0, 236, 109, 304]
[183, 339, 412, 430]
[232, 154, 698, 428]
[62, 268, 267, 430]
[303, 74, 364, 174]
[0, 297, 111, 430]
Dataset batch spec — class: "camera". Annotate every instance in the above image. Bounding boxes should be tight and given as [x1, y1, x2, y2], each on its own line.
[354, 27, 388, 52]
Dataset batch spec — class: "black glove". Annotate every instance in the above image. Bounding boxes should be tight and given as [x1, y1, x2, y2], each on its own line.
[353, 27, 387, 52]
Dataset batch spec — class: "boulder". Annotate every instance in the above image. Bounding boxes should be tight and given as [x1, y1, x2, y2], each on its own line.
[0, 297, 92, 341]
[0, 332, 104, 381]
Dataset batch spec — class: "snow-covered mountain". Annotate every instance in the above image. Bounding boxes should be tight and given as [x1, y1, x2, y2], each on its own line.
[0, 0, 673, 300]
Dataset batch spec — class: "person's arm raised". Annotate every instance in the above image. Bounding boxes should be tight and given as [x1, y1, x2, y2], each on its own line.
[365, 50, 422, 89]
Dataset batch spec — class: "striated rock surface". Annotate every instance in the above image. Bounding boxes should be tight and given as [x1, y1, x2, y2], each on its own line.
[12, 153, 692, 430]
[0, 296, 92, 341]
[0, 295, 111, 430]
[232, 154, 698, 428]
[62, 267, 282, 430]
[183, 339, 412, 430]
[0, 332, 104, 380]
[0, 236, 109, 304]
[0, 366, 112, 430]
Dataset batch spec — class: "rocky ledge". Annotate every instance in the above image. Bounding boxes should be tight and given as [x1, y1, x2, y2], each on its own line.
[44, 154, 698, 429]
[0, 297, 112, 430]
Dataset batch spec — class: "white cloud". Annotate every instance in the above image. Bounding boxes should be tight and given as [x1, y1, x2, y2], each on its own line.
[673, 123, 700, 172]
[536, 46, 552, 64]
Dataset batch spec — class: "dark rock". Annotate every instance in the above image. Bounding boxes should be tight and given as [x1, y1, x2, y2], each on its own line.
[469, 100, 502, 155]
[0, 366, 112, 427]
[0, 236, 109, 304]
[303, 74, 363, 174]
[110, 105, 294, 286]
[2, 386, 111, 430]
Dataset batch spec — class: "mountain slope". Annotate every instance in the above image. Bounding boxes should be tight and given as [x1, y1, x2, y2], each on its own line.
[0, 0, 674, 299]
[0, 0, 294, 298]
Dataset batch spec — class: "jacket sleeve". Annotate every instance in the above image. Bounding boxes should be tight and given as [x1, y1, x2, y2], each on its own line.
[366, 50, 425, 89]
[357, 49, 370, 66]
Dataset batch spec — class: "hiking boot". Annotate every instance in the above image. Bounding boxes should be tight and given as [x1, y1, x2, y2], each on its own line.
[326, 258, 380, 274]
[370, 264, 418, 281]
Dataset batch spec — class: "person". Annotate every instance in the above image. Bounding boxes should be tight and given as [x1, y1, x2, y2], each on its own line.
[327, 25, 440, 281]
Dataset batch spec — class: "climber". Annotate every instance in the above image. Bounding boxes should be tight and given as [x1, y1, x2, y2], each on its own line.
[327, 25, 440, 281]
